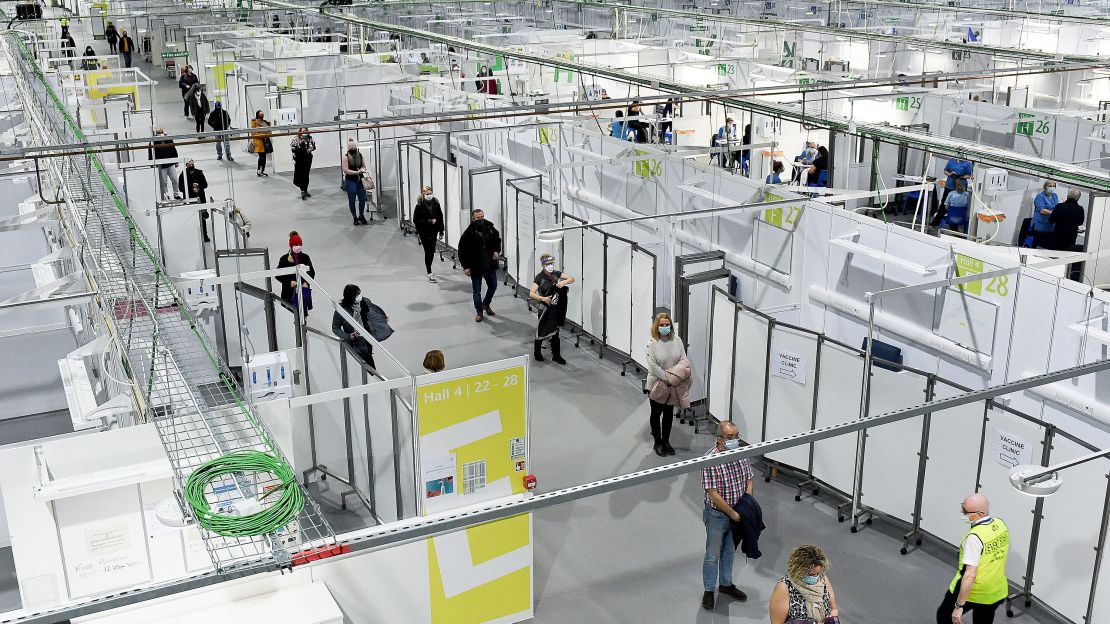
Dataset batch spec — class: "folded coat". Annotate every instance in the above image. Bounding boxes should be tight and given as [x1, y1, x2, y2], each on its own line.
[648, 356, 692, 408]
[730, 493, 765, 559]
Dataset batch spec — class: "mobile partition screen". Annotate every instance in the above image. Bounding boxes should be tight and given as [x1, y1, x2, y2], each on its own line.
[706, 286, 1110, 623]
[559, 212, 658, 368]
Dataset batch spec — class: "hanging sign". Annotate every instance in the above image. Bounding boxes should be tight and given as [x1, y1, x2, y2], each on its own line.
[770, 348, 808, 384]
[989, 428, 1033, 469]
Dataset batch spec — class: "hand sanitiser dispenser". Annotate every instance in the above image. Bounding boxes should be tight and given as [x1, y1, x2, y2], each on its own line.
[245, 351, 294, 402]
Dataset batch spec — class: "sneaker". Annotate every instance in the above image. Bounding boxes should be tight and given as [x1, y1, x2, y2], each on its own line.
[217, 155, 222, 161]
[304, 191, 312, 198]
[427, 273, 437, 283]
[353, 218, 360, 226]
[227, 156, 235, 162]
[475, 312, 484, 322]
[261, 172, 269, 177]
[257, 171, 263, 177]
[483, 305, 496, 317]
[701, 591, 714, 610]
[359, 216, 369, 225]
[718, 585, 747, 602]
[552, 355, 566, 365]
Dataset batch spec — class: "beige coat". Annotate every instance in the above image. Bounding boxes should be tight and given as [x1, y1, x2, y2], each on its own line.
[648, 355, 692, 408]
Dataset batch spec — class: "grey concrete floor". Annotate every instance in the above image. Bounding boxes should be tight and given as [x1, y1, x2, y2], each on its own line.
[0, 34, 1062, 624]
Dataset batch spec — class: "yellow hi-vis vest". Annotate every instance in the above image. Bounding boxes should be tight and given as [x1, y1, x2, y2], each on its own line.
[949, 517, 1010, 605]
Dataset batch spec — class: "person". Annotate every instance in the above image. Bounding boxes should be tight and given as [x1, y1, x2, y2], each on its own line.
[792, 140, 818, 182]
[104, 21, 118, 54]
[656, 98, 674, 143]
[149, 128, 181, 201]
[179, 66, 199, 118]
[190, 89, 210, 133]
[179, 159, 210, 242]
[412, 185, 444, 282]
[766, 160, 785, 185]
[250, 110, 272, 177]
[769, 545, 840, 624]
[715, 117, 739, 168]
[118, 30, 134, 68]
[420, 52, 430, 64]
[276, 231, 316, 315]
[332, 284, 379, 370]
[942, 156, 974, 205]
[645, 312, 686, 457]
[529, 253, 574, 365]
[341, 139, 369, 225]
[207, 101, 234, 161]
[940, 179, 971, 233]
[423, 349, 445, 373]
[458, 208, 501, 322]
[61, 31, 76, 64]
[272, 14, 281, 30]
[741, 123, 752, 175]
[1048, 188, 1084, 251]
[80, 46, 98, 71]
[700, 420, 754, 610]
[807, 145, 829, 186]
[290, 128, 315, 200]
[475, 65, 498, 95]
[1031, 180, 1059, 248]
[177, 159, 208, 203]
[626, 101, 648, 143]
[610, 110, 627, 140]
[936, 493, 1009, 624]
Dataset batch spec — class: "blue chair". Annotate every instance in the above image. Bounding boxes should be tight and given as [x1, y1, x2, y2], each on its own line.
[808, 170, 828, 187]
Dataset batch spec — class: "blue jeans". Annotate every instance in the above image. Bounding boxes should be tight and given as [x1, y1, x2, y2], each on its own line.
[344, 178, 366, 218]
[470, 268, 497, 312]
[215, 137, 232, 159]
[703, 506, 735, 591]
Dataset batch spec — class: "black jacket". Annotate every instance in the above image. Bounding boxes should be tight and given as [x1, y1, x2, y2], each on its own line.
[730, 493, 765, 559]
[458, 219, 502, 273]
[1049, 198, 1085, 251]
[208, 108, 231, 131]
[413, 197, 444, 238]
[150, 138, 178, 164]
[178, 167, 208, 203]
[276, 250, 315, 303]
[104, 25, 118, 42]
[178, 72, 199, 96]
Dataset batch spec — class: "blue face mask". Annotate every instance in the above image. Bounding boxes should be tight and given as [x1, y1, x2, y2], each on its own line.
[801, 575, 821, 586]
[723, 438, 741, 450]
[658, 325, 671, 336]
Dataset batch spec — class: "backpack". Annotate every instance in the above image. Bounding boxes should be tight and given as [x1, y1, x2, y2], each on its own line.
[361, 300, 393, 341]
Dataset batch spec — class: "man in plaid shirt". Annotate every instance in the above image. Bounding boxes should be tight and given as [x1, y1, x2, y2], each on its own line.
[701, 420, 754, 610]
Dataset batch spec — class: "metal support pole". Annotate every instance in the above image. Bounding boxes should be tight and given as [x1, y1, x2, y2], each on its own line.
[848, 296, 877, 530]
[902, 375, 935, 554]
[1084, 469, 1110, 623]
[797, 333, 823, 501]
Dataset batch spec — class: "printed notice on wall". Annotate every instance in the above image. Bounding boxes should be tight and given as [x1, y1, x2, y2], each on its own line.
[423, 454, 457, 500]
[990, 428, 1033, 469]
[770, 349, 808, 385]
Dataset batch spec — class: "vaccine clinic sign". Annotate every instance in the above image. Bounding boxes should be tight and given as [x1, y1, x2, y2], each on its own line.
[989, 428, 1033, 469]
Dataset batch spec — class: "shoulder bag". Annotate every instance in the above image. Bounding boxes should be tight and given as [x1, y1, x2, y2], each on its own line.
[361, 300, 393, 341]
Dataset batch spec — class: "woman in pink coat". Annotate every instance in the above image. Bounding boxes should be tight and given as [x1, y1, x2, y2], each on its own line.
[645, 312, 690, 457]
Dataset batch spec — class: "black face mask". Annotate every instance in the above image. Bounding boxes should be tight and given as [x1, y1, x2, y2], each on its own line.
[187, 165, 195, 171]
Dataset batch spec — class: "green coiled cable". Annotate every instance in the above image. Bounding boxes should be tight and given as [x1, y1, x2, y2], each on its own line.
[183, 451, 304, 537]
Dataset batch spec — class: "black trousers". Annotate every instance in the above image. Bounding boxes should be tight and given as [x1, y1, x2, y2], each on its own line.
[420, 235, 437, 273]
[534, 334, 561, 356]
[257, 152, 267, 172]
[936, 590, 1002, 624]
[649, 399, 674, 443]
[183, 95, 191, 117]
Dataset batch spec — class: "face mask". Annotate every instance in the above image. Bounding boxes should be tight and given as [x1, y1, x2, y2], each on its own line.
[658, 325, 671, 336]
[543, 265, 555, 273]
[1047, 187, 1056, 192]
[187, 165, 194, 171]
[961, 514, 973, 524]
[723, 438, 741, 450]
[425, 193, 434, 200]
[801, 575, 820, 586]
[353, 294, 363, 305]
[291, 245, 303, 253]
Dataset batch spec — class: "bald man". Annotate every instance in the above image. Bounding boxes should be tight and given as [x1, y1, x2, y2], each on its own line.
[700, 421, 754, 610]
[937, 493, 1010, 623]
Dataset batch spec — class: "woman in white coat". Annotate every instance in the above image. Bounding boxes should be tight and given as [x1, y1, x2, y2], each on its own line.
[645, 312, 688, 457]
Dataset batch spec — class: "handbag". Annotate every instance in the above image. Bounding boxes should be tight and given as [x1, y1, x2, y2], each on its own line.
[291, 286, 313, 312]
[361, 175, 375, 191]
[262, 136, 274, 153]
[362, 300, 393, 341]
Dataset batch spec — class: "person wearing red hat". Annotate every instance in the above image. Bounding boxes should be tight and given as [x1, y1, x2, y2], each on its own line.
[276, 231, 316, 316]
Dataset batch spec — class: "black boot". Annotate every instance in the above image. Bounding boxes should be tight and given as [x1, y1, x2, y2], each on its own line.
[533, 340, 545, 362]
[653, 439, 667, 457]
[551, 335, 566, 365]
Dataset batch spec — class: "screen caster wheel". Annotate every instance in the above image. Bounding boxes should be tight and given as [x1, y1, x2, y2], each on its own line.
[850, 525, 858, 533]
[900, 547, 908, 555]
[1006, 609, 1014, 618]
[794, 495, 801, 501]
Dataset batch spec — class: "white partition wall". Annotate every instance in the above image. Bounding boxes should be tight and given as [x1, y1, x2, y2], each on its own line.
[629, 248, 657, 370]
[859, 366, 930, 522]
[561, 214, 585, 327]
[707, 288, 737, 422]
[733, 308, 770, 442]
[581, 227, 605, 338]
[762, 326, 819, 469]
[919, 382, 984, 546]
[604, 236, 633, 355]
[811, 341, 864, 494]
